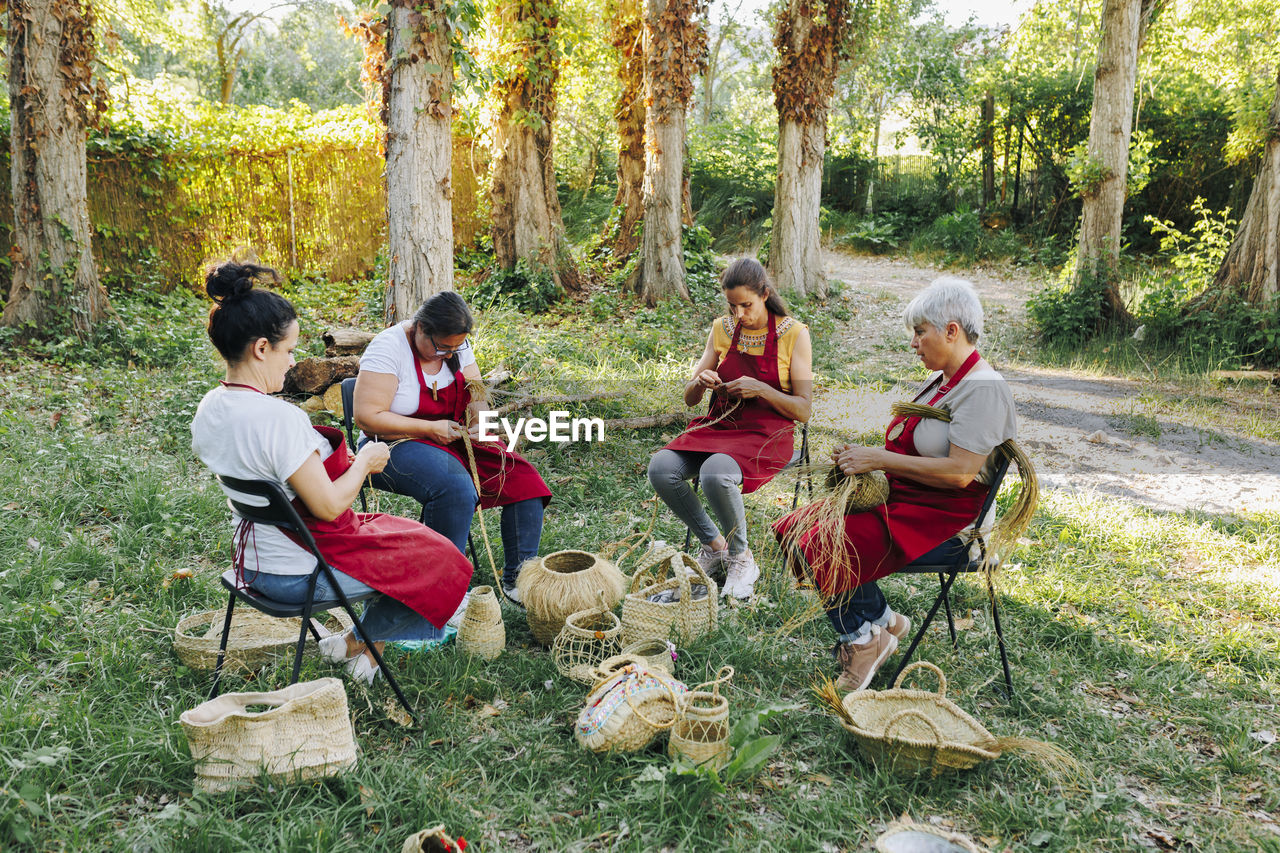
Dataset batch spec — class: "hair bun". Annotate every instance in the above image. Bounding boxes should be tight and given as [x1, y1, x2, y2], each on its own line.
[205, 260, 277, 304]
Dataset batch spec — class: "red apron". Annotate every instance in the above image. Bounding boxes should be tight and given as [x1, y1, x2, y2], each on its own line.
[663, 313, 796, 494]
[773, 350, 989, 594]
[283, 426, 473, 629]
[406, 343, 551, 510]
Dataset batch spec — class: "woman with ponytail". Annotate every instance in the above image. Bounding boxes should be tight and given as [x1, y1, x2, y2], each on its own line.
[191, 261, 473, 686]
[648, 258, 813, 600]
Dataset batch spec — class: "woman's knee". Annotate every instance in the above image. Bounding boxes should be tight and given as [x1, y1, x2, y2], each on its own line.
[647, 450, 685, 489]
[699, 456, 743, 493]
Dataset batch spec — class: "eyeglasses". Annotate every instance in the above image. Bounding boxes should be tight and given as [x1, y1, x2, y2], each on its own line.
[427, 334, 471, 357]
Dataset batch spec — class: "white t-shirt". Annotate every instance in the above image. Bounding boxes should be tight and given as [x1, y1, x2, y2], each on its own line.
[359, 322, 477, 417]
[191, 386, 334, 576]
[910, 367, 1017, 486]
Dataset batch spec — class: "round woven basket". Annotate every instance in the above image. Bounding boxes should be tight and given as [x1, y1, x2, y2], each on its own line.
[838, 662, 1000, 776]
[457, 586, 504, 660]
[620, 547, 717, 646]
[874, 819, 991, 853]
[401, 824, 465, 853]
[668, 665, 733, 770]
[575, 655, 687, 753]
[832, 468, 890, 513]
[621, 638, 676, 675]
[517, 550, 627, 645]
[552, 601, 622, 684]
[179, 677, 357, 793]
[174, 608, 354, 673]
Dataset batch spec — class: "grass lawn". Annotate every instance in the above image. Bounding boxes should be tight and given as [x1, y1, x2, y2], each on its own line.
[0, 284, 1277, 852]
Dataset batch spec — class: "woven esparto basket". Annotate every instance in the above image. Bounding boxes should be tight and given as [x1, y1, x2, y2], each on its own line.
[575, 655, 688, 753]
[668, 665, 734, 770]
[620, 547, 717, 646]
[838, 662, 1000, 776]
[552, 596, 622, 684]
[179, 677, 357, 793]
[457, 586, 504, 660]
[620, 638, 677, 675]
[517, 550, 627, 645]
[174, 608, 354, 673]
[824, 467, 890, 513]
[874, 819, 991, 853]
[401, 823, 466, 853]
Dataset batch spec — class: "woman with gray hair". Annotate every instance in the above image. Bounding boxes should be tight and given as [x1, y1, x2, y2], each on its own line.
[773, 277, 1016, 692]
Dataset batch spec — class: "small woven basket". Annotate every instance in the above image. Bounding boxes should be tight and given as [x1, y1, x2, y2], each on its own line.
[179, 677, 357, 793]
[668, 665, 734, 770]
[457, 586, 504, 660]
[837, 662, 1000, 776]
[874, 819, 991, 853]
[620, 546, 718, 646]
[401, 824, 466, 853]
[824, 467, 891, 514]
[552, 595, 622, 684]
[575, 655, 688, 753]
[174, 608, 354, 673]
[620, 638, 677, 676]
[517, 550, 627, 645]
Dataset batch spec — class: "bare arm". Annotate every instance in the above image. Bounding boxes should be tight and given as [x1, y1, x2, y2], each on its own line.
[353, 370, 461, 443]
[683, 329, 722, 407]
[286, 442, 390, 521]
[831, 441, 987, 490]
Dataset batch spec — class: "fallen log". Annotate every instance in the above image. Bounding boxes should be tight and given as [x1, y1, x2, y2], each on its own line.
[322, 328, 377, 357]
[492, 390, 629, 418]
[600, 411, 694, 430]
[285, 356, 361, 395]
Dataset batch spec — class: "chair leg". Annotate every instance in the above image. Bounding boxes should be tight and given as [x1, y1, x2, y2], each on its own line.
[468, 533, 481, 576]
[939, 571, 958, 649]
[889, 569, 960, 685]
[210, 593, 237, 699]
[292, 598, 314, 686]
[987, 572, 1014, 699]
[328, 571, 418, 725]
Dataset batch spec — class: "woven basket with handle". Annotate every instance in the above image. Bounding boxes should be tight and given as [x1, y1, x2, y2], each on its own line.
[552, 594, 622, 684]
[620, 546, 717, 646]
[174, 608, 354, 673]
[668, 665, 733, 770]
[575, 655, 687, 753]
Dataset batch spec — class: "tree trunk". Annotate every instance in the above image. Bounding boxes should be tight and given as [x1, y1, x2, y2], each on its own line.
[770, 0, 851, 300]
[1207, 69, 1280, 307]
[610, 0, 646, 260]
[864, 114, 881, 215]
[772, 119, 826, 297]
[3, 0, 111, 337]
[627, 0, 707, 305]
[981, 91, 996, 210]
[1074, 0, 1141, 325]
[384, 0, 454, 324]
[490, 0, 580, 296]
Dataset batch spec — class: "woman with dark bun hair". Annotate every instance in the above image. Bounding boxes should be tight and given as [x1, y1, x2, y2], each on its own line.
[191, 261, 473, 685]
[352, 291, 551, 602]
[648, 258, 813, 601]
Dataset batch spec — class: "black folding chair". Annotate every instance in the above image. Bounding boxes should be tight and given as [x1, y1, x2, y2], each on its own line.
[890, 452, 1015, 698]
[341, 376, 483, 578]
[683, 421, 813, 552]
[210, 474, 417, 723]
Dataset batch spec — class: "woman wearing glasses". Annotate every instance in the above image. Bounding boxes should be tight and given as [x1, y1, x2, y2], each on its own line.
[352, 292, 551, 600]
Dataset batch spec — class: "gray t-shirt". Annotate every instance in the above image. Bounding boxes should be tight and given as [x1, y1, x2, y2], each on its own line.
[909, 366, 1017, 486]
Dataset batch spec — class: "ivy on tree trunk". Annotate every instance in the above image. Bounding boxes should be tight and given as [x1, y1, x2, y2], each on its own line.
[3, 0, 112, 338]
[609, 0, 645, 261]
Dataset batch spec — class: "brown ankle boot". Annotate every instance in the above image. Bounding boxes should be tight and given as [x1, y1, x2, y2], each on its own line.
[834, 629, 899, 692]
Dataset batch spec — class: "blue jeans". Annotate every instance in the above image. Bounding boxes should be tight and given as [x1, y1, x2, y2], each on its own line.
[249, 570, 445, 644]
[788, 544, 891, 642]
[365, 439, 544, 588]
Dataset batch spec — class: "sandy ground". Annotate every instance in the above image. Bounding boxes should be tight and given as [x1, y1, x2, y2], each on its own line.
[815, 250, 1280, 516]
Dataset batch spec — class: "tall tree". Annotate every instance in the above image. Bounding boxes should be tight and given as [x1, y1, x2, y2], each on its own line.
[384, 0, 456, 322]
[627, 0, 707, 305]
[490, 0, 580, 293]
[3, 0, 113, 337]
[769, 0, 854, 299]
[609, 0, 645, 259]
[1207, 67, 1280, 307]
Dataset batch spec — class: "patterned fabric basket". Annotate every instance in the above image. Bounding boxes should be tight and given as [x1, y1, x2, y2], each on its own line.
[668, 665, 733, 770]
[457, 586, 504, 660]
[179, 677, 357, 793]
[620, 638, 677, 676]
[575, 655, 688, 753]
[552, 596, 622, 684]
[837, 662, 1000, 776]
[620, 546, 717, 646]
[174, 608, 354, 673]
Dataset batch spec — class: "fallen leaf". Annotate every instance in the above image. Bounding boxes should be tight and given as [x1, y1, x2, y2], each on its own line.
[359, 784, 377, 817]
[478, 703, 502, 718]
[1145, 828, 1180, 850]
[954, 616, 975, 630]
[1249, 730, 1276, 745]
[2, 502, 19, 511]
[382, 697, 412, 727]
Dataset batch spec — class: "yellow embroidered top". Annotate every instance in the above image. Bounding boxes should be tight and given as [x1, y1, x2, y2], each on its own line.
[711, 316, 807, 393]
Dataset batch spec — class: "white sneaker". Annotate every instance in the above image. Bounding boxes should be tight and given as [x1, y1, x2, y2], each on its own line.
[446, 591, 471, 629]
[696, 543, 728, 579]
[345, 653, 379, 685]
[722, 549, 760, 600]
[319, 632, 357, 664]
[502, 584, 522, 605]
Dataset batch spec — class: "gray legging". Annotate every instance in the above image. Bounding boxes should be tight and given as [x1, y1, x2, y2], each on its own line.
[647, 449, 748, 555]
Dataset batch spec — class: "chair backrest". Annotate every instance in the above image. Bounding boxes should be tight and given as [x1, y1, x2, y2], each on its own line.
[968, 450, 1012, 542]
[340, 376, 359, 453]
[215, 474, 327, 573]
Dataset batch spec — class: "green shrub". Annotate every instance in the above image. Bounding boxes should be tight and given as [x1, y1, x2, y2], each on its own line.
[464, 258, 562, 314]
[1028, 266, 1110, 348]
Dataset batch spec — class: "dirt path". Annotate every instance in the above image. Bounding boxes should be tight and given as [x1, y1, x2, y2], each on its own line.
[816, 250, 1280, 516]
